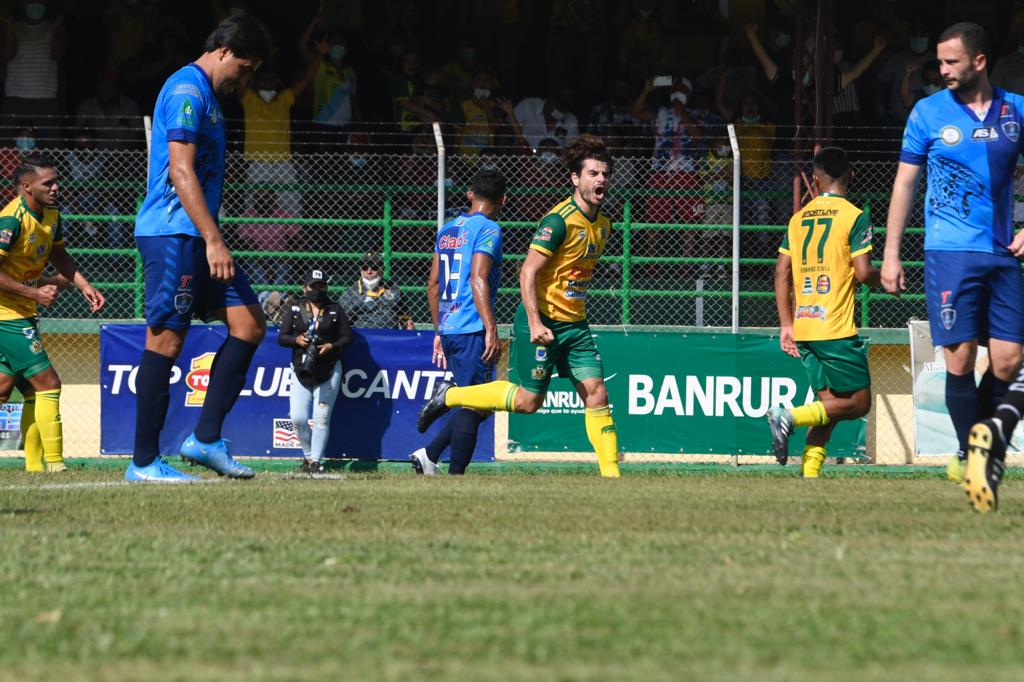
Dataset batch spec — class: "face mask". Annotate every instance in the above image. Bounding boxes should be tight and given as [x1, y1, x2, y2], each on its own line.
[473, 88, 491, 100]
[792, 68, 812, 86]
[330, 45, 346, 62]
[25, 2, 44, 20]
[309, 289, 329, 306]
[458, 47, 476, 63]
[258, 89, 276, 103]
[909, 37, 928, 55]
[833, 50, 843, 64]
[774, 33, 791, 49]
[15, 137, 35, 151]
[362, 276, 381, 290]
[538, 151, 559, 164]
[922, 84, 942, 95]
[550, 108, 565, 121]
[670, 91, 688, 106]
[717, 145, 731, 156]
[637, 8, 652, 20]
[741, 113, 761, 123]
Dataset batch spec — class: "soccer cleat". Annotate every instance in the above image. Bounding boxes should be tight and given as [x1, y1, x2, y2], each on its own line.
[180, 433, 255, 479]
[125, 456, 200, 483]
[409, 448, 438, 475]
[297, 458, 326, 475]
[45, 461, 68, 473]
[964, 419, 1006, 513]
[946, 451, 967, 485]
[767, 406, 794, 465]
[417, 381, 453, 433]
[802, 449, 825, 479]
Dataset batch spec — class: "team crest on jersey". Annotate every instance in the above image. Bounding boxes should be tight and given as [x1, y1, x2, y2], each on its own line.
[816, 275, 831, 294]
[174, 293, 193, 314]
[971, 126, 999, 141]
[941, 305, 956, 330]
[35, 245, 46, 257]
[210, 108, 221, 125]
[22, 327, 35, 338]
[0, 229, 11, 246]
[531, 366, 549, 380]
[28, 233, 36, 243]
[586, 243, 597, 255]
[1002, 121, 1020, 142]
[940, 125, 962, 146]
[535, 347, 548, 361]
[801, 276, 813, 295]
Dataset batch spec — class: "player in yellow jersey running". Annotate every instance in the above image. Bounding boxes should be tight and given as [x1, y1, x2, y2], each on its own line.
[418, 134, 621, 477]
[768, 146, 880, 478]
[0, 154, 105, 472]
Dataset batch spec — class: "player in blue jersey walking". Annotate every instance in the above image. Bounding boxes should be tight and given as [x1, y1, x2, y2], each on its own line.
[126, 16, 271, 483]
[881, 22, 1024, 511]
[410, 168, 506, 475]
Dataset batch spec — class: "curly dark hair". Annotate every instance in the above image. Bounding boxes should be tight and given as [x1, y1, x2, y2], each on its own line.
[561, 133, 614, 178]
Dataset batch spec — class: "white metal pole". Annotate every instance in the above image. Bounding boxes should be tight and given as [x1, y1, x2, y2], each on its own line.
[433, 122, 445, 232]
[727, 123, 741, 334]
[143, 115, 152, 182]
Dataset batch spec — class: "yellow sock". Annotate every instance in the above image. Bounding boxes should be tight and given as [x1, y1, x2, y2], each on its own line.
[585, 406, 621, 478]
[445, 381, 521, 412]
[791, 401, 830, 428]
[35, 389, 64, 470]
[20, 396, 43, 472]
[802, 445, 826, 479]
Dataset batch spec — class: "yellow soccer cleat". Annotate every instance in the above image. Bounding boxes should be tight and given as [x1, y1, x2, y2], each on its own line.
[45, 460, 68, 473]
[802, 448, 825, 479]
[964, 419, 1006, 514]
[946, 453, 966, 485]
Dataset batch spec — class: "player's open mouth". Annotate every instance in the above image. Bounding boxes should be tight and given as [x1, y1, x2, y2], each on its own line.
[594, 186, 606, 199]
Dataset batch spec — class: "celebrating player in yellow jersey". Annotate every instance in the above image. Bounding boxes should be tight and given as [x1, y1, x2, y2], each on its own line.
[418, 134, 621, 477]
[768, 146, 880, 478]
[0, 154, 105, 472]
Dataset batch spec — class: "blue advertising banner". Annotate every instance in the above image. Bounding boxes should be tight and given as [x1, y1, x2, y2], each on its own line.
[100, 325, 493, 461]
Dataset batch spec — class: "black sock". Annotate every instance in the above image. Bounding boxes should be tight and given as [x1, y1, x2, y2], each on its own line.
[945, 371, 978, 454]
[977, 370, 1010, 420]
[994, 366, 1024, 443]
[448, 409, 484, 475]
[194, 336, 258, 443]
[425, 414, 456, 463]
[133, 350, 174, 467]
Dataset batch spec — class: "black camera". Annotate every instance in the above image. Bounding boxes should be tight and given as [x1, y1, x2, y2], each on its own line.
[299, 333, 321, 377]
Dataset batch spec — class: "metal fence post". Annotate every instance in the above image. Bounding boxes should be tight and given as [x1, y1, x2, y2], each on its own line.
[727, 123, 741, 333]
[433, 122, 445, 233]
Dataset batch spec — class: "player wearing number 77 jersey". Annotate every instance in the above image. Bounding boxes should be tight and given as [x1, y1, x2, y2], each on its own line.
[768, 146, 881, 478]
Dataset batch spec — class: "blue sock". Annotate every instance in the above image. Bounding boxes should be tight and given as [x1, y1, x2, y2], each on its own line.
[133, 350, 174, 467]
[448, 409, 484, 475]
[424, 413, 456, 463]
[194, 336, 258, 443]
[945, 371, 978, 454]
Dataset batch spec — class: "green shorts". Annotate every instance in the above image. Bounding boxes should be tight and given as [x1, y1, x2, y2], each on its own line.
[0, 317, 52, 379]
[797, 336, 870, 393]
[513, 304, 604, 394]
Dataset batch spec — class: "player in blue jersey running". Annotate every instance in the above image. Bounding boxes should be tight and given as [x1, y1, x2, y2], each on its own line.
[881, 22, 1024, 510]
[410, 168, 506, 475]
[126, 16, 271, 483]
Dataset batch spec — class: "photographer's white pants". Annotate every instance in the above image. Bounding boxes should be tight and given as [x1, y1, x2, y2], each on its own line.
[289, 361, 343, 461]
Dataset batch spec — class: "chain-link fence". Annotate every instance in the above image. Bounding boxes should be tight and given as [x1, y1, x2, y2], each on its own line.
[5, 118, 947, 462]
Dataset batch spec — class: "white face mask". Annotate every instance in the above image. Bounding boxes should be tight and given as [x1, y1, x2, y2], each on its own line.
[258, 89, 276, 103]
[538, 151, 559, 164]
[473, 88, 491, 100]
[15, 137, 35, 151]
[792, 68, 812, 86]
[550, 108, 565, 121]
[670, 91, 688, 106]
[330, 45, 346, 62]
[25, 2, 45, 21]
[909, 37, 928, 55]
[741, 113, 761, 123]
[717, 145, 731, 156]
[774, 33, 791, 49]
[362, 276, 381, 290]
[922, 84, 942, 95]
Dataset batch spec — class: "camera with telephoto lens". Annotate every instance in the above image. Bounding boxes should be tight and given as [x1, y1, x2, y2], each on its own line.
[299, 331, 321, 377]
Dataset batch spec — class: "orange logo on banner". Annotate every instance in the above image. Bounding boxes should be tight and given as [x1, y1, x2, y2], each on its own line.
[184, 352, 216, 407]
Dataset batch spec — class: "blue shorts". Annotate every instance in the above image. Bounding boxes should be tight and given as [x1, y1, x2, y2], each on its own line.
[925, 250, 1024, 346]
[137, 235, 258, 329]
[441, 331, 494, 388]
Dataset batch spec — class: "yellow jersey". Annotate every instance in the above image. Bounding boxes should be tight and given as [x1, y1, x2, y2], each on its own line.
[779, 193, 872, 341]
[240, 88, 295, 160]
[529, 197, 611, 322]
[0, 196, 64, 320]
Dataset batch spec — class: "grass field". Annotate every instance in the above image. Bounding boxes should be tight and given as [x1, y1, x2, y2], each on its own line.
[2, 459, 1024, 681]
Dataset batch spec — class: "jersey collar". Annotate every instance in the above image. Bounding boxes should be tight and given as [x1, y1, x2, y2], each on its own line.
[950, 86, 1002, 125]
[820, 192, 845, 198]
[20, 196, 42, 222]
[187, 62, 214, 90]
[570, 196, 600, 223]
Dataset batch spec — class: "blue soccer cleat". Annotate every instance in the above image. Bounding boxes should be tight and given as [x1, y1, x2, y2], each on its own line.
[125, 456, 201, 483]
[180, 433, 255, 479]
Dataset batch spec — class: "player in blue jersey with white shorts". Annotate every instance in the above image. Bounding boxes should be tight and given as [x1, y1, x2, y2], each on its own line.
[881, 22, 1024, 510]
[125, 16, 271, 483]
[410, 168, 506, 475]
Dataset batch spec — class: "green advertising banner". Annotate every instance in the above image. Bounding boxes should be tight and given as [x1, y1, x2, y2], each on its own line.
[508, 331, 867, 458]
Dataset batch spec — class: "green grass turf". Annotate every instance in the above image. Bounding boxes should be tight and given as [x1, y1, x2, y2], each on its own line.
[2, 463, 1024, 681]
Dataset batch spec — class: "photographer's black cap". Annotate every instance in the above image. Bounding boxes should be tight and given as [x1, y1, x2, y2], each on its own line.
[305, 268, 328, 286]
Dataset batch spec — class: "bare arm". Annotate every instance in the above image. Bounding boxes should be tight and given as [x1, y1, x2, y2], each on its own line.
[881, 161, 923, 293]
[715, 72, 734, 122]
[299, 15, 320, 65]
[292, 38, 327, 99]
[840, 36, 886, 90]
[744, 23, 778, 82]
[774, 253, 798, 357]
[519, 248, 554, 345]
[853, 252, 881, 287]
[167, 140, 233, 283]
[470, 252, 499, 362]
[48, 242, 105, 312]
[632, 80, 656, 123]
[427, 252, 440, 331]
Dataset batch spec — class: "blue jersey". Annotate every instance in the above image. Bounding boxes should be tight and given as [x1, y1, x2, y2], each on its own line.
[135, 64, 225, 238]
[436, 212, 503, 335]
[900, 87, 1024, 254]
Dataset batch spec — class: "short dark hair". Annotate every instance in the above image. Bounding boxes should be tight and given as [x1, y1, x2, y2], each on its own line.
[938, 22, 989, 59]
[562, 133, 614, 177]
[813, 146, 850, 181]
[470, 168, 506, 203]
[14, 154, 55, 185]
[204, 15, 272, 61]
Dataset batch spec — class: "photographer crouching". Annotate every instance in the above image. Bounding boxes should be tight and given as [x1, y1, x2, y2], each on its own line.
[278, 269, 353, 473]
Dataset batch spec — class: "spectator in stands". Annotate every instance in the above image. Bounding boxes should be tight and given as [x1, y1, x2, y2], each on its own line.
[588, 74, 641, 136]
[2, 2, 63, 133]
[457, 67, 527, 156]
[876, 24, 933, 124]
[392, 48, 436, 133]
[743, 22, 796, 125]
[0, 124, 33, 202]
[852, 0, 908, 62]
[300, 16, 359, 142]
[103, 0, 156, 69]
[991, 25, 1024, 95]
[617, 0, 660, 83]
[900, 59, 942, 110]
[75, 68, 142, 151]
[832, 35, 888, 128]
[718, 89, 776, 228]
[513, 92, 579, 149]
[339, 252, 415, 330]
[438, 36, 479, 107]
[66, 129, 123, 249]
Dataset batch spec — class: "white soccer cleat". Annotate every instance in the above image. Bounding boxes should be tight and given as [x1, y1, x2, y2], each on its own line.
[410, 448, 438, 476]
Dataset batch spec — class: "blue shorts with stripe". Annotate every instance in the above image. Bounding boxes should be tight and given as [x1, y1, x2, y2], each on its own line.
[137, 235, 258, 329]
[925, 250, 1024, 346]
[441, 331, 494, 388]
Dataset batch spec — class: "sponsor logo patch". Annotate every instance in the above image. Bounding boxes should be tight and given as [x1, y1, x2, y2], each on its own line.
[179, 275, 193, 290]
[795, 304, 827, 321]
[538, 227, 553, 241]
[801, 276, 813, 295]
[531, 366, 549, 380]
[941, 306, 957, 330]
[941, 290, 952, 305]
[0, 229, 12, 246]
[272, 418, 302, 449]
[816, 275, 831, 294]
[971, 126, 999, 141]
[940, 125, 962, 145]
[174, 293, 193, 314]
[535, 347, 547, 361]
[184, 352, 215, 406]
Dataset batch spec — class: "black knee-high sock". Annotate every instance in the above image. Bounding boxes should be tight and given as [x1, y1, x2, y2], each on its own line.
[977, 370, 1010, 421]
[424, 413, 456, 463]
[945, 371, 977, 454]
[994, 366, 1024, 444]
[195, 336, 258, 443]
[133, 350, 174, 467]
[448, 409, 485, 475]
